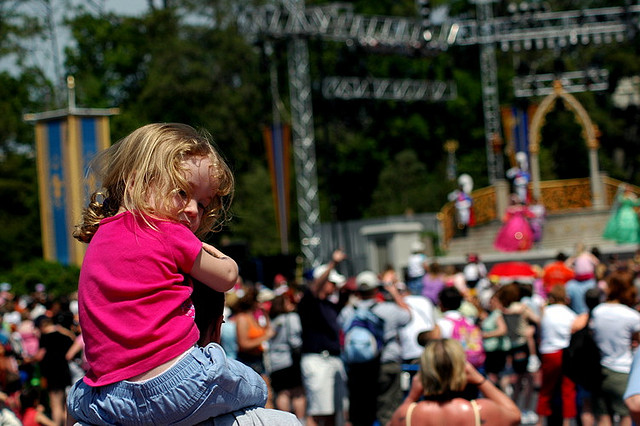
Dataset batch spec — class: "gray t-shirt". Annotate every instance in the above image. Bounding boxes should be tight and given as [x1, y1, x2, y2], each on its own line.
[339, 299, 411, 364]
[198, 407, 302, 425]
[592, 303, 640, 373]
[266, 312, 302, 373]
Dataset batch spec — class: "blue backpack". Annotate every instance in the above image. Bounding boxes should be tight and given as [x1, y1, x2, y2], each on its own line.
[342, 304, 384, 364]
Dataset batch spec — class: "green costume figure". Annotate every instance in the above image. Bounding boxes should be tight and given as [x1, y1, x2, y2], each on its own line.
[603, 184, 640, 244]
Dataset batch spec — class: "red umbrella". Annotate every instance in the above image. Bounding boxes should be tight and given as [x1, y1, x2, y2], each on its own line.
[488, 261, 537, 284]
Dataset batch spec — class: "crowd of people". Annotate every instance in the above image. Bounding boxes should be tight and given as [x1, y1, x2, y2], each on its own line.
[218, 243, 640, 426]
[0, 244, 639, 425]
[0, 284, 81, 426]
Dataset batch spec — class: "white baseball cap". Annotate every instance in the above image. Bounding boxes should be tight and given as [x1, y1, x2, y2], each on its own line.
[355, 271, 379, 292]
[313, 264, 346, 288]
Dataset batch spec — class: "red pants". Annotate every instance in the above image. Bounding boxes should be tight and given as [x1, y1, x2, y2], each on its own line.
[536, 350, 577, 418]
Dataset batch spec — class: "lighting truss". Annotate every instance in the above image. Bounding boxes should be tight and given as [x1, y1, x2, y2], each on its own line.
[453, 5, 639, 47]
[321, 77, 457, 101]
[238, 3, 447, 49]
[513, 69, 610, 98]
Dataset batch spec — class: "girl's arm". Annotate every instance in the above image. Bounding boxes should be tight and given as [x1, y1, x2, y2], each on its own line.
[190, 243, 239, 292]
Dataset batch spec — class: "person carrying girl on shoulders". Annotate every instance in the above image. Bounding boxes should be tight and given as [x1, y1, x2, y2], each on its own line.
[66, 123, 268, 425]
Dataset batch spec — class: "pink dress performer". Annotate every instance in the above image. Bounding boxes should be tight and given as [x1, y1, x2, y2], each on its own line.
[494, 198, 536, 252]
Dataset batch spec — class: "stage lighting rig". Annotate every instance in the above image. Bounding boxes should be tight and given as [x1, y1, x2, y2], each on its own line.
[238, 0, 640, 266]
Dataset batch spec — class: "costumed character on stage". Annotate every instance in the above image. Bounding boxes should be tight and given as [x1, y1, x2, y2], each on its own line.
[528, 197, 546, 245]
[506, 152, 531, 205]
[603, 183, 640, 244]
[448, 174, 475, 237]
[494, 194, 536, 252]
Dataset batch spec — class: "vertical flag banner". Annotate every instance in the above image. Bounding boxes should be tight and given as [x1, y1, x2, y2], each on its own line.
[501, 104, 538, 168]
[263, 124, 291, 253]
[26, 109, 117, 266]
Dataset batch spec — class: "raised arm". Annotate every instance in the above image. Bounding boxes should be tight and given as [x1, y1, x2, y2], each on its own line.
[389, 373, 425, 426]
[384, 280, 410, 311]
[466, 362, 521, 425]
[309, 249, 347, 297]
[190, 242, 239, 292]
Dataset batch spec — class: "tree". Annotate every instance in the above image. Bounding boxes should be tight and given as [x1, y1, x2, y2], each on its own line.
[0, 151, 42, 270]
[0, 259, 79, 297]
[230, 163, 282, 256]
[367, 149, 432, 216]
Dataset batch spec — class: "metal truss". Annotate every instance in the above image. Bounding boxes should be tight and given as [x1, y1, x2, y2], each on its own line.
[321, 76, 456, 101]
[282, 0, 322, 266]
[514, 69, 610, 98]
[239, 3, 447, 48]
[452, 5, 639, 47]
[474, 0, 503, 184]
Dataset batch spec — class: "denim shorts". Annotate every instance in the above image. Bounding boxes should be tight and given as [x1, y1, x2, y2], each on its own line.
[67, 344, 268, 426]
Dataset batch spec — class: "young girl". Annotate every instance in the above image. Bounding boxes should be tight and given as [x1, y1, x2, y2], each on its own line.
[66, 123, 268, 425]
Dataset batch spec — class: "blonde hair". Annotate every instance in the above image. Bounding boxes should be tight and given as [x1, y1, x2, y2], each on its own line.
[420, 339, 467, 397]
[73, 123, 234, 242]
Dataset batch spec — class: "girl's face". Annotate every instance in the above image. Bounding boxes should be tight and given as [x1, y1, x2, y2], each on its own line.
[174, 156, 218, 233]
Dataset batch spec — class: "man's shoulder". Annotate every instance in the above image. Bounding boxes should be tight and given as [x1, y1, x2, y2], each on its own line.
[406, 295, 434, 310]
[200, 407, 302, 426]
[373, 300, 408, 317]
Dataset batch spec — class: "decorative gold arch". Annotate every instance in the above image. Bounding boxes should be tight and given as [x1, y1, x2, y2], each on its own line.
[527, 80, 605, 209]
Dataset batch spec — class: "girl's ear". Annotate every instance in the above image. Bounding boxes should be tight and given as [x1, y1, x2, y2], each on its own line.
[124, 171, 137, 199]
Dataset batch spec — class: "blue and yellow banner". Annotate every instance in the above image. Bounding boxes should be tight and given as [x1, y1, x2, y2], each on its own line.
[32, 114, 114, 266]
[501, 104, 538, 168]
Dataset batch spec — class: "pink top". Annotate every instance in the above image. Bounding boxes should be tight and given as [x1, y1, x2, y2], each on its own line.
[78, 211, 202, 386]
[21, 407, 38, 426]
[572, 253, 596, 280]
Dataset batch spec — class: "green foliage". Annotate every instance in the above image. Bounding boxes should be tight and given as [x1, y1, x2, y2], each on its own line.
[0, 70, 49, 152]
[0, 1, 45, 60]
[0, 152, 41, 270]
[229, 163, 283, 256]
[65, 8, 267, 175]
[0, 259, 79, 297]
[540, 106, 590, 179]
[367, 149, 433, 216]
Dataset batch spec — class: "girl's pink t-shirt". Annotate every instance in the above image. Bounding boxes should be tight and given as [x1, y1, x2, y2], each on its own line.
[78, 211, 202, 386]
